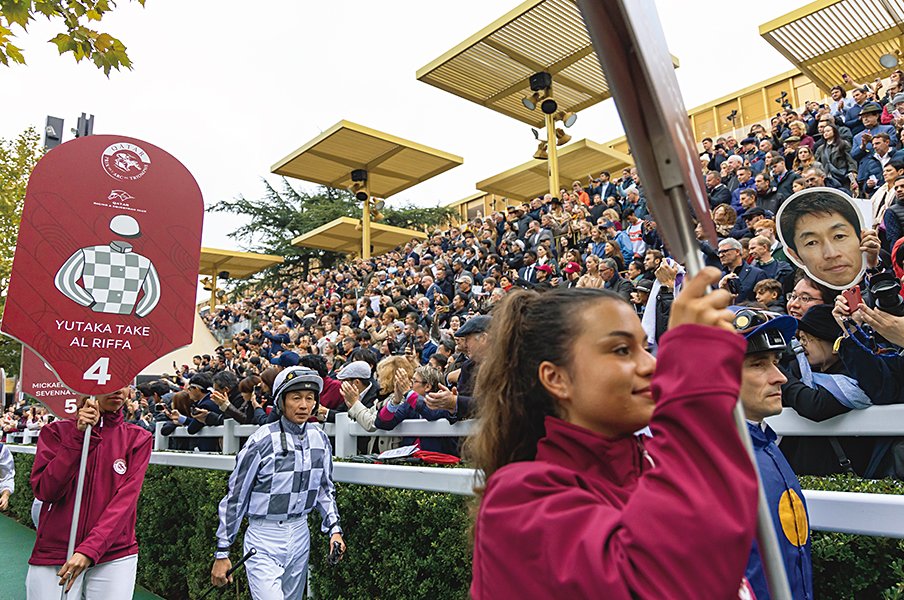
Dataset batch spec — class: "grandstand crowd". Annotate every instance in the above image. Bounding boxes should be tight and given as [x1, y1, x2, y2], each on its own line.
[4, 71, 904, 479]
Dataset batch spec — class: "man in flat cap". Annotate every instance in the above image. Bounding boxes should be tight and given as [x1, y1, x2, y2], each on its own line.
[424, 315, 491, 420]
[852, 102, 899, 160]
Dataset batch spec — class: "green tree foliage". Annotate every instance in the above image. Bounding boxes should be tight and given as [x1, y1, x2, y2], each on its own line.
[0, 127, 42, 376]
[209, 179, 457, 287]
[0, 0, 145, 75]
[380, 204, 456, 232]
[209, 179, 359, 286]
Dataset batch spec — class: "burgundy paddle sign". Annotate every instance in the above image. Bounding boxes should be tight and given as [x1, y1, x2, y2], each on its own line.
[19, 347, 80, 419]
[1, 135, 203, 395]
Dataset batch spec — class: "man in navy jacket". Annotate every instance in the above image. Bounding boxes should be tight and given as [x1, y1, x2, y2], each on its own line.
[718, 238, 767, 303]
[706, 171, 732, 209]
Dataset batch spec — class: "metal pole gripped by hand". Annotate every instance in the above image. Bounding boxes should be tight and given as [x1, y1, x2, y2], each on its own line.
[576, 1, 793, 598]
[61, 412, 93, 600]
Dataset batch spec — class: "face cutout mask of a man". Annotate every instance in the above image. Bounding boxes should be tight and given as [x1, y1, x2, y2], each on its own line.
[776, 188, 866, 290]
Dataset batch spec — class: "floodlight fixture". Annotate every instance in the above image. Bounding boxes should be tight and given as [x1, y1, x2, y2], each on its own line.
[522, 89, 553, 112]
[533, 141, 548, 160]
[349, 181, 369, 202]
[556, 111, 577, 128]
[555, 128, 571, 146]
[880, 52, 900, 69]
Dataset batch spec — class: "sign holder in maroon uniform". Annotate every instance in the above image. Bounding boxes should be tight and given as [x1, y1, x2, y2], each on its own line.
[1, 135, 203, 596]
[577, 1, 792, 598]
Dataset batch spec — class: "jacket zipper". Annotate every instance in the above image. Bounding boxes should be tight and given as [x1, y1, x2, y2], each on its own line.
[636, 436, 656, 471]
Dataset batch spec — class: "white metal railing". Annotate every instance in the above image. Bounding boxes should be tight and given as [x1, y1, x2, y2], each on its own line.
[764, 405, 904, 436]
[9, 405, 904, 454]
[6, 443, 904, 538]
[3, 430, 39, 445]
[149, 413, 472, 457]
[331, 413, 476, 457]
[152, 420, 336, 453]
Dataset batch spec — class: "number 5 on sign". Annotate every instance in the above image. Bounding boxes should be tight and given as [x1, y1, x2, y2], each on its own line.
[83, 357, 111, 385]
[65, 398, 78, 414]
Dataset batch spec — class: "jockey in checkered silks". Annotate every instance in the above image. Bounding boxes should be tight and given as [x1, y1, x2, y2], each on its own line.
[211, 367, 345, 599]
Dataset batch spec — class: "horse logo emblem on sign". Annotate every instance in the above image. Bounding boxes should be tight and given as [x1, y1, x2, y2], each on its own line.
[101, 142, 150, 181]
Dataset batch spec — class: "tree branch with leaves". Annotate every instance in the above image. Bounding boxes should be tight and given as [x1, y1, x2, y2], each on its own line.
[208, 179, 358, 286]
[0, 127, 43, 375]
[0, 0, 146, 75]
[209, 179, 457, 288]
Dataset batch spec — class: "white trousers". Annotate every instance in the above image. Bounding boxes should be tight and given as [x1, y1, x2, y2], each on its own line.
[244, 517, 311, 600]
[26, 554, 138, 600]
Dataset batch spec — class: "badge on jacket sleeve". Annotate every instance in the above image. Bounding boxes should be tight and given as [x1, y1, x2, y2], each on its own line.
[113, 459, 128, 475]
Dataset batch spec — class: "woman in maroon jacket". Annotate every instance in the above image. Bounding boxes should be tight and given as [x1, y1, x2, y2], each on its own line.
[26, 388, 152, 599]
[468, 267, 759, 599]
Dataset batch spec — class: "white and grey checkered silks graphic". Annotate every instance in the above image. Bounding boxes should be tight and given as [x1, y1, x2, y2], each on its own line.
[54, 242, 161, 317]
[216, 418, 341, 553]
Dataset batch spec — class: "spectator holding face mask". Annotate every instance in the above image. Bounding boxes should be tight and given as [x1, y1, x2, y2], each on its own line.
[777, 188, 881, 289]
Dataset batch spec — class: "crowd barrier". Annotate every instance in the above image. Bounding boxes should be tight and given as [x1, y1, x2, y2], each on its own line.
[7, 405, 904, 538]
[141, 405, 904, 455]
[7, 440, 904, 538]
[3, 429, 39, 445]
[9, 405, 904, 455]
[148, 413, 477, 456]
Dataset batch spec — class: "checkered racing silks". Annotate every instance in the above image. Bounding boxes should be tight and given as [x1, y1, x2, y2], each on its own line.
[54, 241, 161, 317]
[215, 418, 341, 556]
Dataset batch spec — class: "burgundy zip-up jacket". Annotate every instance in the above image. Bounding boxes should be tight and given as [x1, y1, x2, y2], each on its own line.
[29, 409, 152, 566]
[471, 325, 758, 599]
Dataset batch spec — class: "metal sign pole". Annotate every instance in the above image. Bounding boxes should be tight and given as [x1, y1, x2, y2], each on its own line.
[61, 405, 93, 599]
[579, 3, 793, 598]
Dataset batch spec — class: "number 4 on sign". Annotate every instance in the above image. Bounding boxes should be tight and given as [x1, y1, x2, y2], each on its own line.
[83, 357, 111, 385]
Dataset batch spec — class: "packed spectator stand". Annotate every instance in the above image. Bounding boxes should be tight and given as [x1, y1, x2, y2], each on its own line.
[5, 70, 904, 481]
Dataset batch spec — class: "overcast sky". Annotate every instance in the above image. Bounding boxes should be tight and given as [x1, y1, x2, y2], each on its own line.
[3, 0, 801, 252]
